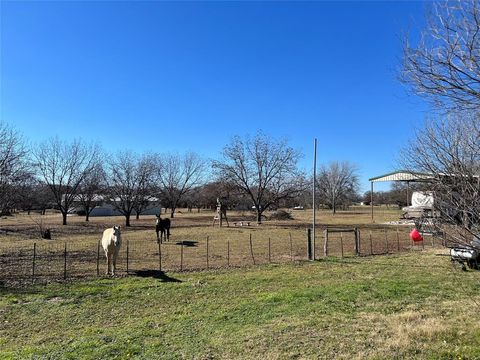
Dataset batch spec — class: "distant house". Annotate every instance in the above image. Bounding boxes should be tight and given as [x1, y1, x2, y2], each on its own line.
[71, 195, 161, 217]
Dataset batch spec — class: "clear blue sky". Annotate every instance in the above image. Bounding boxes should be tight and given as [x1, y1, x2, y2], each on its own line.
[1, 1, 430, 192]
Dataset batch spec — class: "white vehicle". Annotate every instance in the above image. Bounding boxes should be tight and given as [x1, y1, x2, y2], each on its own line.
[450, 236, 480, 269]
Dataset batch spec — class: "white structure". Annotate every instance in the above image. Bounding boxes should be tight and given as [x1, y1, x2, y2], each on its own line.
[402, 191, 435, 218]
[71, 195, 161, 217]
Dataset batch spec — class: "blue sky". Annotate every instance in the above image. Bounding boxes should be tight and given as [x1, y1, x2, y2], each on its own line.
[1, 1, 430, 192]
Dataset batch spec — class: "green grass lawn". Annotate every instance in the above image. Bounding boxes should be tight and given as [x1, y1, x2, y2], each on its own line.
[1, 251, 479, 359]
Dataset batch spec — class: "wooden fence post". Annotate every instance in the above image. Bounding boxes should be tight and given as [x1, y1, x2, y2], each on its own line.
[63, 242, 67, 280]
[32, 242, 36, 284]
[249, 233, 255, 265]
[206, 236, 209, 269]
[96, 241, 100, 276]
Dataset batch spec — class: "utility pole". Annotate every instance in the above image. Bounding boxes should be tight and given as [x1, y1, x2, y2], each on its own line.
[312, 138, 317, 261]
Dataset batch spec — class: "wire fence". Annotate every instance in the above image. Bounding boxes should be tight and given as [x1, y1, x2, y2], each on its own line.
[0, 226, 444, 287]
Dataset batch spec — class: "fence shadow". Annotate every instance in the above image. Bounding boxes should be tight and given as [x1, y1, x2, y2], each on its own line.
[132, 270, 182, 282]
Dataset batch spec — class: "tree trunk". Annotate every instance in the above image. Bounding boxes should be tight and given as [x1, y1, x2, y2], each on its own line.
[85, 206, 90, 222]
[256, 210, 262, 224]
[62, 211, 67, 225]
[136, 212, 140, 220]
[170, 208, 175, 218]
[125, 213, 131, 227]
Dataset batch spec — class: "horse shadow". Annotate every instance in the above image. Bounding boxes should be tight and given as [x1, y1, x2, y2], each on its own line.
[175, 240, 198, 247]
[132, 270, 182, 282]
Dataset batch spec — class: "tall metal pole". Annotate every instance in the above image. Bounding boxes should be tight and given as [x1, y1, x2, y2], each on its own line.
[371, 181, 374, 222]
[312, 138, 317, 261]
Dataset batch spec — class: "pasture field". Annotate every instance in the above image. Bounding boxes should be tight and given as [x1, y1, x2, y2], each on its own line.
[1, 251, 479, 359]
[0, 207, 431, 286]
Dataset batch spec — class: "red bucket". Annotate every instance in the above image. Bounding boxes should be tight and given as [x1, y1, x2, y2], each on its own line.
[410, 228, 423, 242]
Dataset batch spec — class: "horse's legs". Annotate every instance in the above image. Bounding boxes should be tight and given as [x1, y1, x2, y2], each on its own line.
[167, 227, 170, 241]
[112, 254, 117, 276]
[105, 252, 110, 275]
[156, 229, 160, 243]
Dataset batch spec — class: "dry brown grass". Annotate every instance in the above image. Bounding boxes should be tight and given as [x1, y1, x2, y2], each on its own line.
[1, 207, 432, 286]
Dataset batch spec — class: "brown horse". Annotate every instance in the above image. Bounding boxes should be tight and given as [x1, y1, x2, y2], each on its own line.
[155, 215, 170, 243]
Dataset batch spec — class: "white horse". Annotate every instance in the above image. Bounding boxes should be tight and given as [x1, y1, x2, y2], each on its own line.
[101, 226, 122, 276]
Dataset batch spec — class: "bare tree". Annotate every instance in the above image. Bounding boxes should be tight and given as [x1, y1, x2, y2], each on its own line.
[17, 180, 55, 215]
[106, 152, 156, 227]
[133, 155, 157, 220]
[0, 122, 29, 216]
[316, 161, 359, 214]
[155, 152, 205, 218]
[401, 0, 480, 111]
[32, 137, 99, 225]
[77, 162, 106, 221]
[213, 133, 304, 224]
[401, 113, 480, 247]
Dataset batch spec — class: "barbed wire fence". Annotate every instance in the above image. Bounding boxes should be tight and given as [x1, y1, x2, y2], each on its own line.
[0, 226, 443, 287]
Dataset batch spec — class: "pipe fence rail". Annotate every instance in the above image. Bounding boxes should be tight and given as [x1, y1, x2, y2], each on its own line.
[0, 226, 441, 287]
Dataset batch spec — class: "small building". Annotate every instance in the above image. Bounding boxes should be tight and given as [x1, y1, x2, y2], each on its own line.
[71, 195, 161, 217]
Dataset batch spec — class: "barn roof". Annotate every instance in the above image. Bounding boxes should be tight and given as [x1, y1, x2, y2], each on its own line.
[368, 170, 434, 183]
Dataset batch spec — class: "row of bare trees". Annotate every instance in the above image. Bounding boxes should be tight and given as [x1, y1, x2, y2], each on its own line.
[0, 132, 207, 226]
[0, 126, 362, 226]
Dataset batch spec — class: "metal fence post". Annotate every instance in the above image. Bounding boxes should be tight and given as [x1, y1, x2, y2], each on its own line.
[268, 237, 271, 263]
[384, 228, 389, 254]
[289, 232, 293, 261]
[369, 231, 373, 255]
[63, 242, 67, 280]
[158, 241, 162, 271]
[227, 239, 230, 267]
[307, 228, 312, 260]
[396, 228, 400, 252]
[340, 232, 344, 258]
[32, 242, 36, 284]
[126, 239, 129, 274]
[249, 233, 255, 265]
[96, 241, 100, 276]
[180, 241, 184, 271]
[323, 229, 328, 257]
[206, 236, 209, 269]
